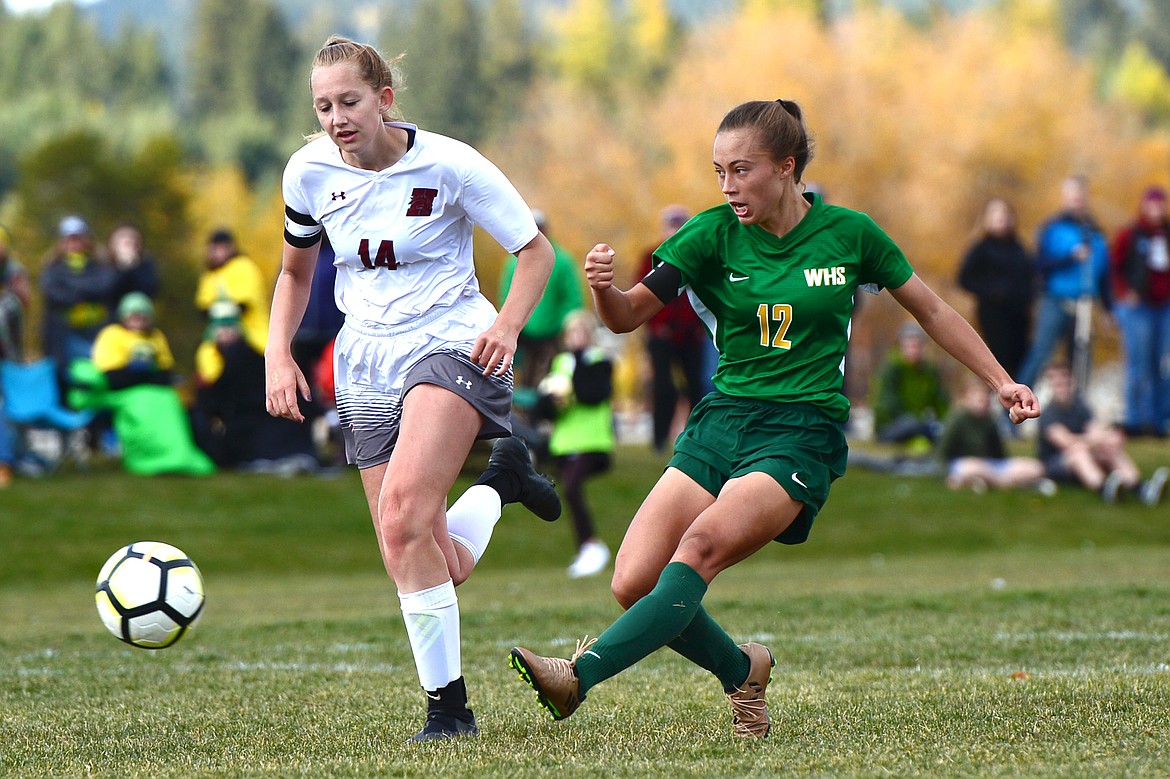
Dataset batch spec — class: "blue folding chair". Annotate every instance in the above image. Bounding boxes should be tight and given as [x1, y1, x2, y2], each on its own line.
[0, 358, 94, 472]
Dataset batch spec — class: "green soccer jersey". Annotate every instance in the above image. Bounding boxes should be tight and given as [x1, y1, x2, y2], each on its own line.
[653, 193, 914, 422]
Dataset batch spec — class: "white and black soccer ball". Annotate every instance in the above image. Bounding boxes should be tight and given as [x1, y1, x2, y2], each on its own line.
[95, 541, 205, 649]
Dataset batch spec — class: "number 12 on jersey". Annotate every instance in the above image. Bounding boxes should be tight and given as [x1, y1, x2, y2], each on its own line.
[756, 303, 793, 349]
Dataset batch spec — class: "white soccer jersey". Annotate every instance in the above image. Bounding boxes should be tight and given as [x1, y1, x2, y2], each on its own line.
[282, 123, 539, 328]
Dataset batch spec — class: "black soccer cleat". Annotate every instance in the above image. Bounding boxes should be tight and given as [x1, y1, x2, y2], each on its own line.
[407, 708, 479, 743]
[487, 437, 562, 521]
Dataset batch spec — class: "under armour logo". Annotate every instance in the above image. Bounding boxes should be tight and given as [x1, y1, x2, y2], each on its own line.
[331, 191, 346, 201]
[455, 376, 473, 389]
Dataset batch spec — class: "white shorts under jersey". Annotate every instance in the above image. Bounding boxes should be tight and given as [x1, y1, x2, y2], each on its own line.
[281, 122, 539, 329]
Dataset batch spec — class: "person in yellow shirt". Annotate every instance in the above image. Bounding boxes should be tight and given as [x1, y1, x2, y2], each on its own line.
[92, 292, 175, 389]
[195, 228, 270, 354]
[81, 292, 214, 477]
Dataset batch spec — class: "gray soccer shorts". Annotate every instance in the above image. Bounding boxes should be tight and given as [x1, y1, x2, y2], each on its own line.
[335, 295, 513, 469]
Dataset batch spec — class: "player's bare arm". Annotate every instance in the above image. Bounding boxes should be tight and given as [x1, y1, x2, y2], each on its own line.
[472, 231, 555, 377]
[265, 240, 321, 422]
[889, 273, 1040, 424]
[585, 243, 664, 333]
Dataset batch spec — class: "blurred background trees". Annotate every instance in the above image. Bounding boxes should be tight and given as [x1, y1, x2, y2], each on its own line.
[0, 0, 1167, 398]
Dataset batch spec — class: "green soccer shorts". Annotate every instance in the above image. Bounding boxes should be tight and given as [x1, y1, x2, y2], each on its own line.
[669, 392, 848, 544]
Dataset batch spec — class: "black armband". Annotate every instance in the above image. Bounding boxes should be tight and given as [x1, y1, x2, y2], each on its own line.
[640, 260, 683, 305]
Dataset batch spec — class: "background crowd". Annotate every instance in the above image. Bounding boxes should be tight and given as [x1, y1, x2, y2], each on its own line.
[872, 176, 1168, 506]
[0, 173, 1166, 561]
[0, 218, 329, 486]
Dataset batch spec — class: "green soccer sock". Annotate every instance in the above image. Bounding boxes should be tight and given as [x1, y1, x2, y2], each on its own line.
[575, 561, 708, 696]
[667, 605, 752, 692]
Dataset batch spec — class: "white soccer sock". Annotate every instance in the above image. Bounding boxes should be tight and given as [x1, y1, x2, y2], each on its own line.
[398, 580, 461, 691]
[445, 484, 503, 565]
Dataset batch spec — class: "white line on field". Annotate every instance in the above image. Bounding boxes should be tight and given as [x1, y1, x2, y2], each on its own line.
[995, 630, 1167, 642]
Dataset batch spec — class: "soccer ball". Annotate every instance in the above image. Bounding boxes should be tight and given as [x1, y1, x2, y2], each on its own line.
[95, 541, 205, 649]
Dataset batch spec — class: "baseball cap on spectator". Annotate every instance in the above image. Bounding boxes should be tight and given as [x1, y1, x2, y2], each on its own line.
[897, 322, 927, 342]
[1142, 185, 1167, 203]
[208, 228, 235, 245]
[661, 205, 690, 229]
[117, 292, 155, 322]
[205, 299, 242, 340]
[58, 215, 90, 238]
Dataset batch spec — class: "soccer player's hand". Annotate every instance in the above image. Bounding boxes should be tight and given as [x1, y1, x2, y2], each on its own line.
[999, 382, 1040, 424]
[472, 325, 518, 377]
[265, 353, 310, 422]
[585, 244, 616, 290]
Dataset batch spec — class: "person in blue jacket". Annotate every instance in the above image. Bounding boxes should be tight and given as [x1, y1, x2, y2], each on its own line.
[1016, 175, 1110, 388]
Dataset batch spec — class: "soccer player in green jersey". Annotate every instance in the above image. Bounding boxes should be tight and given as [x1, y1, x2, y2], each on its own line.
[509, 99, 1040, 738]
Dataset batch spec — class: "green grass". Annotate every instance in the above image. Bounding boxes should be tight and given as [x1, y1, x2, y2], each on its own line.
[3, 441, 1170, 778]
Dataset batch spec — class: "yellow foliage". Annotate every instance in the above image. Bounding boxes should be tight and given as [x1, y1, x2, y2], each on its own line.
[628, 0, 673, 55]
[186, 167, 286, 286]
[1110, 42, 1170, 121]
[1000, 0, 1060, 35]
[543, 0, 621, 92]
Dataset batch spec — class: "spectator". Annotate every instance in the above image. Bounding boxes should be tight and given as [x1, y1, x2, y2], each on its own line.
[872, 322, 949, 450]
[75, 293, 214, 477]
[1016, 176, 1110, 388]
[193, 300, 317, 473]
[535, 310, 615, 579]
[639, 205, 715, 452]
[39, 215, 117, 386]
[107, 223, 161, 306]
[498, 209, 583, 389]
[0, 224, 31, 361]
[195, 228, 270, 355]
[938, 376, 1053, 494]
[957, 197, 1035, 378]
[1038, 363, 1167, 505]
[91, 292, 174, 390]
[1109, 185, 1170, 438]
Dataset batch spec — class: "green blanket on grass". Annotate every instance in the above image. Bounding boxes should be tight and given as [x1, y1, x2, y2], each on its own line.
[69, 361, 215, 477]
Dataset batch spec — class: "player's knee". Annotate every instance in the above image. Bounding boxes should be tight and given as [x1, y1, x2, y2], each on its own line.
[675, 532, 719, 571]
[611, 566, 653, 610]
[377, 490, 433, 557]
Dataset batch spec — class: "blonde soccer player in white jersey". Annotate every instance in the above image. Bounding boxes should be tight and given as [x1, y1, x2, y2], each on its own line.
[265, 36, 562, 742]
[509, 100, 1041, 738]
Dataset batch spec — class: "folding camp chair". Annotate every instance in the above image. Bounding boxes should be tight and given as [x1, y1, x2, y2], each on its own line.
[0, 358, 94, 472]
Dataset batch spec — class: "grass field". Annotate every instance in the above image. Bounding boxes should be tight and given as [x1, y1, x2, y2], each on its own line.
[3, 439, 1170, 778]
